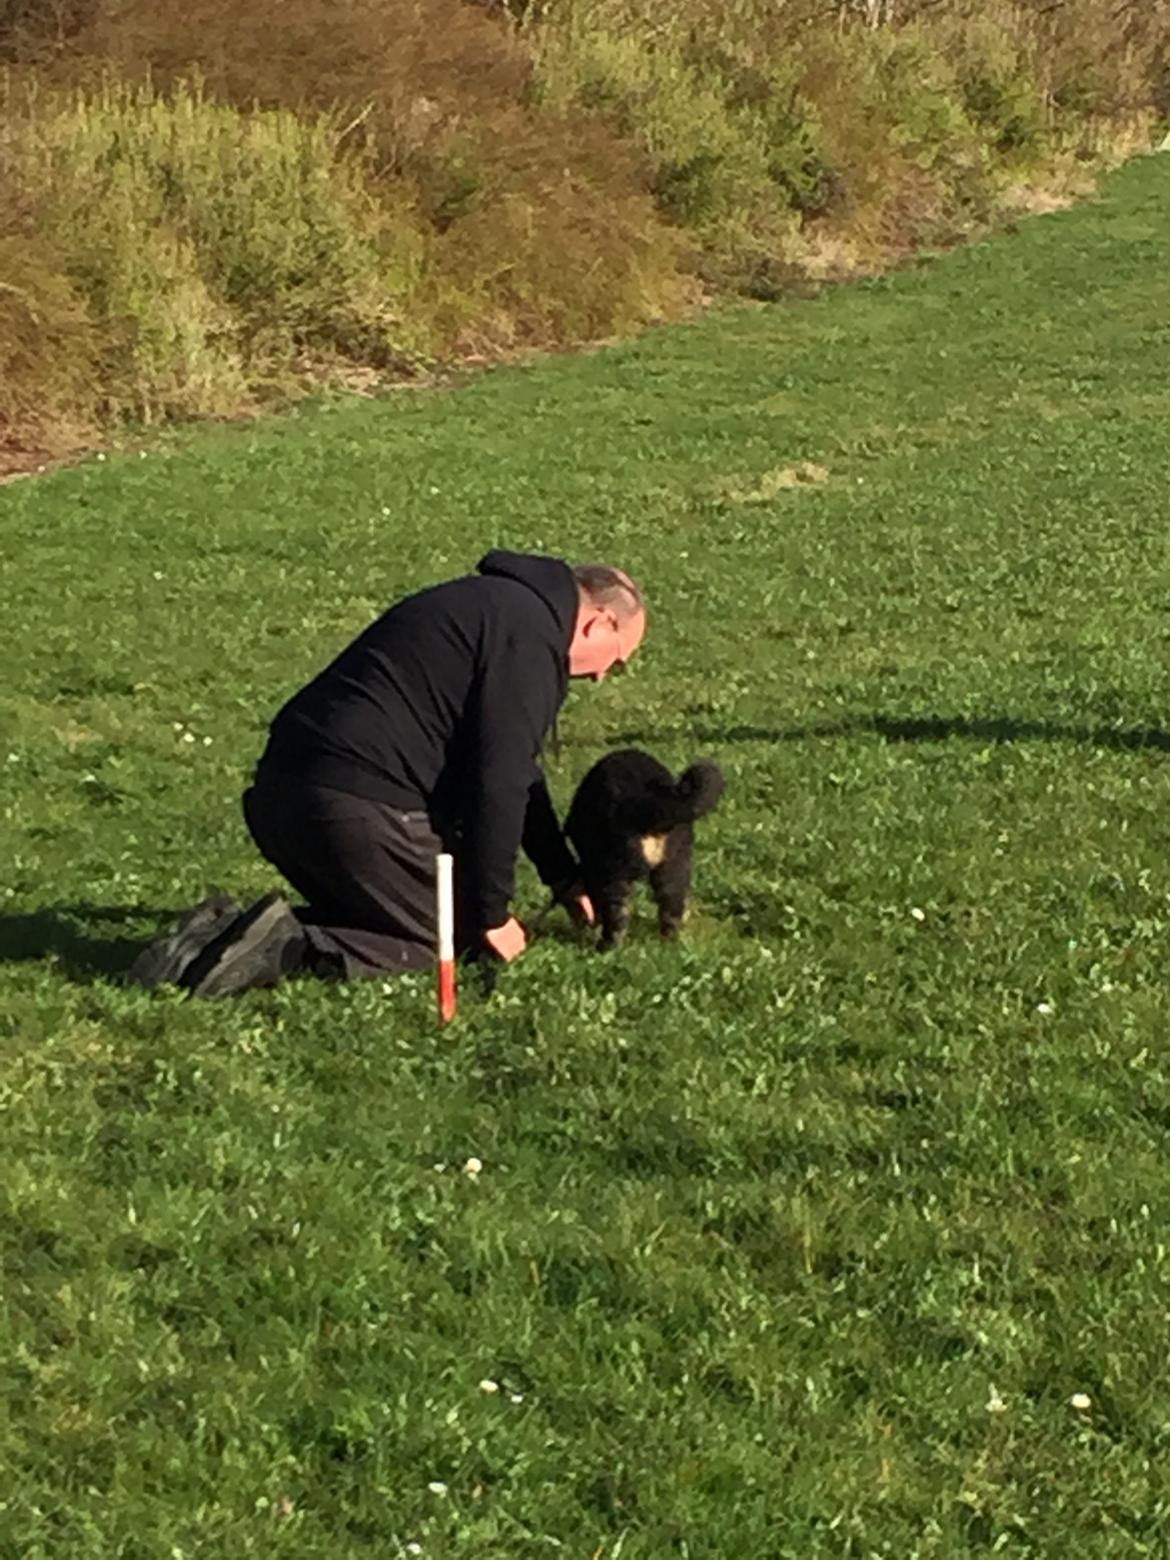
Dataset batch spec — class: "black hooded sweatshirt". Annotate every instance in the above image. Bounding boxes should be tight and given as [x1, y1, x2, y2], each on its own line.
[257, 551, 580, 932]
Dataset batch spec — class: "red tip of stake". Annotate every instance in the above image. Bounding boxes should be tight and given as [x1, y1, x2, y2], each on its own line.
[438, 958, 457, 1025]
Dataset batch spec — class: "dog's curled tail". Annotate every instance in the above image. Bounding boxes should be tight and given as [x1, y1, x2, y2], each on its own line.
[674, 760, 725, 820]
[636, 759, 725, 832]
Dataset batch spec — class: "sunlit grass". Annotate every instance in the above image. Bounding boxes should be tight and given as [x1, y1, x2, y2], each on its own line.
[2, 157, 1170, 1555]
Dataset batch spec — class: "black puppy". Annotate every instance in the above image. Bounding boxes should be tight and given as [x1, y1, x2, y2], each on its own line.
[564, 748, 725, 949]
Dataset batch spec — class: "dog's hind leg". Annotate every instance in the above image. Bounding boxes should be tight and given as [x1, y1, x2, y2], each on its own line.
[650, 837, 692, 940]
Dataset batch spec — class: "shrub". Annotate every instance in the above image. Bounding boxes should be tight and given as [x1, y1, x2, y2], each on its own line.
[426, 107, 691, 350]
[0, 221, 99, 453]
[531, 23, 814, 291]
[3, 76, 427, 420]
[532, 0, 1167, 279]
[940, 13, 1049, 163]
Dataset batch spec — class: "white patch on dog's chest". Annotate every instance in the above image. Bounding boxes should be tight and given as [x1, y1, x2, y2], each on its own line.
[640, 834, 668, 866]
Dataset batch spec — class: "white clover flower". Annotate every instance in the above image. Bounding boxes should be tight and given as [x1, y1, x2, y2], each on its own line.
[406, 1546, 423, 1557]
[509, 1393, 524, 1404]
[910, 906, 926, 922]
[1037, 1002, 1054, 1016]
[1070, 1392, 1091, 1411]
[985, 1386, 1007, 1414]
[479, 1379, 499, 1394]
[426, 1480, 448, 1496]
[462, 1156, 483, 1180]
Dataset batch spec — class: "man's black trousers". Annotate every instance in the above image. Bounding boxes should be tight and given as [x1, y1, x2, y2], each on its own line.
[243, 773, 462, 978]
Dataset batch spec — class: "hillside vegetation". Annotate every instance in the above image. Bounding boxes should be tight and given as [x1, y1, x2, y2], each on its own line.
[1, 0, 1167, 463]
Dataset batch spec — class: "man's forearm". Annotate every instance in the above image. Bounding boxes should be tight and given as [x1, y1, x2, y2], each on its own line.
[521, 775, 578, 889]
[466, 781, 529, 933]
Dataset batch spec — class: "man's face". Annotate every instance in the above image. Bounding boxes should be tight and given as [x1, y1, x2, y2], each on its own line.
[568, 606, 646, 683]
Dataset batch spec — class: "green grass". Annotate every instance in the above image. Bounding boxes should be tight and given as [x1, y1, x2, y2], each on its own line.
[3, 155, 1170, 1556]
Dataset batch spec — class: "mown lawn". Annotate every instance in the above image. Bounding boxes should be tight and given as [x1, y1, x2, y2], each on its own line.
[3, 157, 1170, 1557]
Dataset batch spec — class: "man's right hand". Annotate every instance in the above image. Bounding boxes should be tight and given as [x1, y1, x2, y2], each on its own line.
[483, 916, 527, 962]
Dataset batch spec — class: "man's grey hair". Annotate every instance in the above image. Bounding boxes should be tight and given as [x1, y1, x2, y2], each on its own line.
[572, 563, 645, 623]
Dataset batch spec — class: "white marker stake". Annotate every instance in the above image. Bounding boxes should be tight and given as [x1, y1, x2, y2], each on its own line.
[436, 852, 456, 1025]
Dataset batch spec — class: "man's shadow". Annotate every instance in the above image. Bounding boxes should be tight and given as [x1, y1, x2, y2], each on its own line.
[867, 715, 1170, 753]
[0, 904, 159, 983]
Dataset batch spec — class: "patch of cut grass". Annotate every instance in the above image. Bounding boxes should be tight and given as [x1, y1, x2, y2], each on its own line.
[3, 157, 1170, 1555]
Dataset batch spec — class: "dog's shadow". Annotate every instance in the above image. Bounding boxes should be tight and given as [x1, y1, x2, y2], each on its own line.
[0, 903, 164, 983]
[591, 713, 1170, 754]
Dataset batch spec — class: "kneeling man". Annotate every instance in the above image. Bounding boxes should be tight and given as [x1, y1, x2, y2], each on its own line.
[134, 550, 645, 997]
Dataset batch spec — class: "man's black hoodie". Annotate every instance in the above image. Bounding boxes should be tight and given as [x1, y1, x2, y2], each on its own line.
[258, 551, 580, 932]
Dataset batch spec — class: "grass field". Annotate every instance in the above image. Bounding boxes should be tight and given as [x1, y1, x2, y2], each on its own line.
[3, 155, 1170, 1556]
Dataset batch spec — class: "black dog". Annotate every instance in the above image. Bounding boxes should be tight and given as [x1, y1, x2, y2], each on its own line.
[564, 748, 725, 949]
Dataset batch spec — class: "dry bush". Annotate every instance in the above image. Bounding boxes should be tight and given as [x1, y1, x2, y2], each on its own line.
[973, 0, 1170, 122]
[792, 25, 998, 258]
[53, 0, 690, 353]
[426, 106, 692, 351]
[0, 0, 691, 458]
[61, 0, 532, 168]
[0, 162, 99, 456]
[532, 6, 1002, 285]
[0, 0, 98, 61]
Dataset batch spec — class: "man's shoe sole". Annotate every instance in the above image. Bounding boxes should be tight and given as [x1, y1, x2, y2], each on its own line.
[126, 891, 241, 989]
[180, 892, 303, 999]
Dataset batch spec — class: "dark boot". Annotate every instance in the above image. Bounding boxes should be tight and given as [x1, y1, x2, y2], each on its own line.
[125, 891, 241, 989]
[180, 893, 307, 999]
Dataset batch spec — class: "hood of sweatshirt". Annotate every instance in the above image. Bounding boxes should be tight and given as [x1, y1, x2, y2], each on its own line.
[477, 550, 578, 655]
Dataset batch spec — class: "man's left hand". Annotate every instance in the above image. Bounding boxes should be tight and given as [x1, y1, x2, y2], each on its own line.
[558, 881, 595, 928]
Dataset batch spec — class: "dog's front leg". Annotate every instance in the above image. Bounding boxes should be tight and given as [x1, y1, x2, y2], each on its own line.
[597, 887, 632, 951]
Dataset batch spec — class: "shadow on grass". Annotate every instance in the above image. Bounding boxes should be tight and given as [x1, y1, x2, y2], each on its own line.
[0, 903, 158, 981]
[597, 713, 1170, 753]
